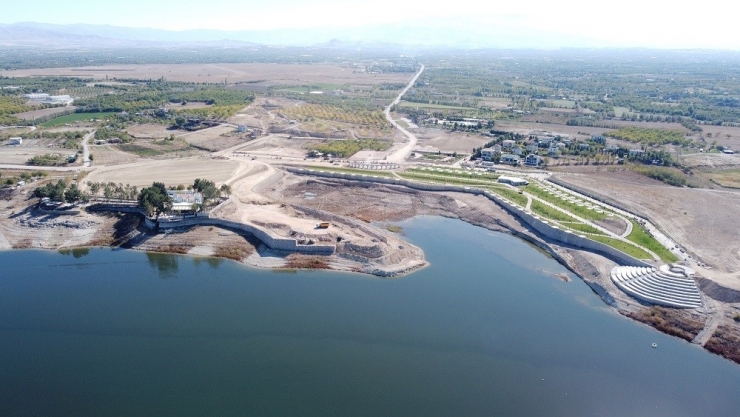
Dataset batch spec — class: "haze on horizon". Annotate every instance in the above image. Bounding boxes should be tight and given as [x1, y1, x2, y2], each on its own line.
[2, 0, 740, 49]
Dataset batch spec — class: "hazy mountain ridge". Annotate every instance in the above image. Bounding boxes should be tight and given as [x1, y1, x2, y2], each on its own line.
[0, 21, 605, 50]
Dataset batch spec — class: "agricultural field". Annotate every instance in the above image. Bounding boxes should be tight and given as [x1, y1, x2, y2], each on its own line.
[115, 139, 200, 159]
[41, 112, 117, 127]
[125, 124, 185, 139]
[12, 106, 77, 121]
[83, 158, 239, 188]
[604, 126, 689, 146]
[281, 104, 387, 128]
[88, 144, 140, 166]
[697, 168, 740, 188]
[0, 137, 78, 165]
[3, 63, 411, 85]
[181, 125, 248, 152]
[310, 139, 392, 158]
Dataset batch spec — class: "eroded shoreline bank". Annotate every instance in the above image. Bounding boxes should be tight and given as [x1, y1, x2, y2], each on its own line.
[1, 177, 739, 365]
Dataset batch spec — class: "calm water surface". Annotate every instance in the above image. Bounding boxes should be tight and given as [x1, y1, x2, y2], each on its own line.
[1, 216, 739, 416]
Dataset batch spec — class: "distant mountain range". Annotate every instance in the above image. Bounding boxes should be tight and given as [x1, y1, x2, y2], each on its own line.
[0, 21, 609, 50]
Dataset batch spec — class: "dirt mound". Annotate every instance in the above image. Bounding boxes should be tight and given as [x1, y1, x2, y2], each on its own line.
[696, 277, 740, 303]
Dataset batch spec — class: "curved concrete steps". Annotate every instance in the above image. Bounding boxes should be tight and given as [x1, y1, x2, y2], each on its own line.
[610, 265, 703, 309]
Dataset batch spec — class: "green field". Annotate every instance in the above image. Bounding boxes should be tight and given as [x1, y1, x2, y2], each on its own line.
[561, 222, 605, 235]
[626, 220, 679, 263]
[530, 201, 576, 222]
[305, 166, 395, 177]
[488, 186, 529, 207]
[40, 112, 117, 128]
[407, 168, 499, 181]
[591, 236, 653, 260]
[524, 185, 609, 221]
[398, 172, 499, 187]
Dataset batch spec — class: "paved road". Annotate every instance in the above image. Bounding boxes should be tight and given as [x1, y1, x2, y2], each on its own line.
[385, 64, 425, 164]
[82, 130, 94, 167]
[0, 164, 82, 172]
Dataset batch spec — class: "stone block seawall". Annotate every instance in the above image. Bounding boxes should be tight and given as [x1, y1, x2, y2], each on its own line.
[287, 168, 652, 267]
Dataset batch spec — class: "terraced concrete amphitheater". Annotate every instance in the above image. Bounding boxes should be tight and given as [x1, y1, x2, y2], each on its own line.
[610, 265, 703, 309]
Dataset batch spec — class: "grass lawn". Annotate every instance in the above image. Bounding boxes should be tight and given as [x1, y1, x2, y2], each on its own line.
[398, 172, 498, 186]
[40, 112, 117, 127]
[525, 184, 609, 221]
[305, 166, 395, 177]
[488, 186, 529, 207]
[530, 201, 576, 222]
[561, 222, 605, 235]
[591, 236, 653, 260]
[407, 168, 499, 181]
[626, 220, 679, 263]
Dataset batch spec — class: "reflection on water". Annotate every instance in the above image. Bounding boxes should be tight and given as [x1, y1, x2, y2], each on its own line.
[1, 217, 739, 417]
[192, 255, 224, 269]
[58, 247, 91, 259]
[146, 252, 179, 278]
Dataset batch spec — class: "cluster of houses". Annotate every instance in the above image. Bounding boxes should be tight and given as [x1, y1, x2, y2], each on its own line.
[480, 137, 553, 167]
[478, 132, 636, 167]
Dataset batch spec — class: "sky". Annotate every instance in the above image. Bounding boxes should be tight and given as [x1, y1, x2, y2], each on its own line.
[3, 0, 740, 49]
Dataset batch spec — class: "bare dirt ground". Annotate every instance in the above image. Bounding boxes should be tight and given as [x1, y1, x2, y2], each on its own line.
[12, 106, 77, 121]
[125, 124, 186, 139]
[0, 137, 77, 165]
[180, 125, 247, 151]
[682, 152, 740, 169]
[84, 157, 239, 188]
[233, 134, 316, 159]
[88, 144, 141, 166]
[4, 63, 411, 85]
[552, 169, 740, 289]
[413, 128, 489, 153]
[164, 102, 214, 110]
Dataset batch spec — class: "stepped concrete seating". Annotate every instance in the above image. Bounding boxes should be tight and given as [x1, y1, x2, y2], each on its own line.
[609, 265, 702, 309]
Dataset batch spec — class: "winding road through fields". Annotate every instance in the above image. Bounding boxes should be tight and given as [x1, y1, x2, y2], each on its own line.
[385, 64, 425, 164]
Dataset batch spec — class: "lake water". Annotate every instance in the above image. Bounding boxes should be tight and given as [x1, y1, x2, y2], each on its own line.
[1, 216, 739, 416]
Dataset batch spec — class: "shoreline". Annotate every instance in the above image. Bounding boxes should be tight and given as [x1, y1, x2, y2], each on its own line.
[2, 183, 738, 366]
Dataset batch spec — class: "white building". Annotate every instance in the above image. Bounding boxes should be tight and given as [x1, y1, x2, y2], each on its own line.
[481, 147, 499, 161]
[167, 190, 204, 212]
[502, 139, 516, 149]
[21, 93, 73, 105]
[525, 154, 541, 166]
[22, 93, 49, 101]
[498, 176, 529, 186]
[7, 137, 22, 145]
[500, 154, 520, 165]
[48, 95, 74, 105]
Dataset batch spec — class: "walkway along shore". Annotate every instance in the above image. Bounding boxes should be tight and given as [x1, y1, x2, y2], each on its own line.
[285, 167, 654, 268]
[86, 202, 336, 255]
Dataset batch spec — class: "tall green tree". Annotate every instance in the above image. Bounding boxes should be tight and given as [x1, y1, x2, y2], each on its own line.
[138, 182, 172, 216]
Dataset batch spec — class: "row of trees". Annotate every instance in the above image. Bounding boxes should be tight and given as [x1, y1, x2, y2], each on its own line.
[33, 180, 85, 203]
[137, 179, 231, 216]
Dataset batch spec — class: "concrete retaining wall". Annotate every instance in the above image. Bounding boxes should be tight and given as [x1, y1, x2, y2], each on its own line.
[157, 217, 335, 254]
[288, 167, 652, 267]
[88, 202, 335, 255]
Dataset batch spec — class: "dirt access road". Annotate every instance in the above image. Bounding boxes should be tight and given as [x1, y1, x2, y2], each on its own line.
[385, 64, 425, 164]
